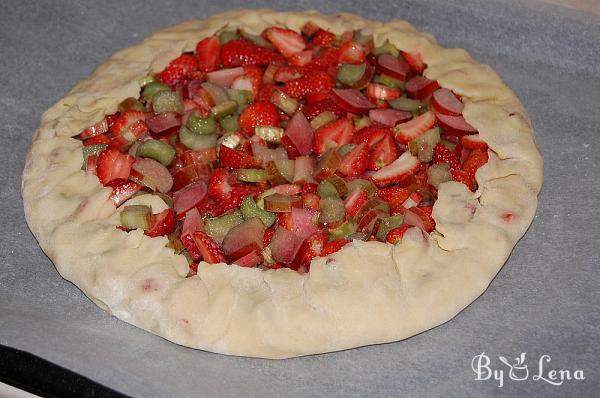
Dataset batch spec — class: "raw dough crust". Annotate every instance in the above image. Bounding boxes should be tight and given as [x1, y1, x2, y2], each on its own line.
[22, 9, 543, 358]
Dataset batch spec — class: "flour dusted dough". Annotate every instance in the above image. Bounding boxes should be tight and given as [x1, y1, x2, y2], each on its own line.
[22, 10, 543, 358]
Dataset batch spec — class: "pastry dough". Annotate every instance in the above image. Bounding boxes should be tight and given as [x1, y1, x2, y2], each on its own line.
[22, 9, 543, 358]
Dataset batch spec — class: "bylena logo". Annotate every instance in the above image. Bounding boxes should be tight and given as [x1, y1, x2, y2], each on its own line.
[471, 352, 585, 388]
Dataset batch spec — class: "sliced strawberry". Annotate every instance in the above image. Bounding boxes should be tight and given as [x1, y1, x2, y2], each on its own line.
[368, 133, 397, 171]
[106, 178, 143, 207]
[218, 185, 262, 212]
[79, 118, 109, 140]
[312, 29, 335, 46]
[403, 206, 435, 233]
[276, 212, 294, 231]
[281, 135, 301, 159]
[234, 249, 264, 267]
[344, 189, 368, 218]
[238, 101, 280, 137]
[96, 148, 135, 185]
[431, 88, 464, 116]
[172, 164, 202, 192]
[158, 54, 199, 86]
[195, 36, 220, 72]
[352, 125, 390, 147]
[320, 238, 351, 257]
[368, 109, 412, 127]
[222, 217, 265, 259]
[302, 193, 320, 211]
[284, 112, 313, 156]
[242, 65, 264, 97]
[309, 46, 341, 70]
[111, 110, 149, 143]
[386, 225, 412, 243]
[265, 27, 306, 58]
[330, 88, 376, 114]
[218, 145, 262, 169]
[173, 181, 208, 218]
[206, 66, 245, 88]
[145, 208, 177, 237]
[402, 51, 425, 73]
[462, 148, 489, 178]
[462, 134, 488, 150]
[181, 233, 202, 261]
[289, 50, 313, 67]
[304, 98, 346, 120]
[405, 76, 440, 100]
[220, 39, 284, 68]
[338, 41, 366, 64]
[192, 231, 226, 264]
[371, 151, 421, 187]
[290, 233, 327, 271]
[269, 227, 304, 265]
[273, 65, 305, 82]
[376, 187, 411, 211]
[394, 111, 436, 144]
[313, 118, 354, 156]
[376, 54, 410, 81]
[263, 226, 276, 246]
[451, 169, 475, 191]
[283, 70, 335, 99]
[83, 134, 110, 146]
[433, 143, 460, 170]
[436, 113, 478, 136]
[339, 142, 368, 176]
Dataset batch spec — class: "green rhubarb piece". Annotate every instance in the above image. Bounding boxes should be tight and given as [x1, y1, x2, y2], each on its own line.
[318, 197, 346, 224]
[187, 114, 217, 135]
[82, 144, 108, 163]
[219, 30, 240, 44]
[118, 97, 145, 112]
[353, 115, 371, 130]
[372, 39, 400, 57]
[353, 30, 373, 46]
[440, 139, 457, 152]
[204, 210, 244, 243]
[389, 96, 424, 113]
[220, 114, 239, 133]
[329, 219, 357, 240]
[120, 205, 152, 230]
[274, 159, 295, 182]
[236, 169, 268, 183]
[211, 100, 238, 119]
[270, 90, 298, 116]
[255, 126, 284, 144]
[374, 74, 404, 89]
[240, 196, 276, 228]
[179, 126, 217, 150]
[310, 111, 337, 130]
[346, 179, 377, 196]
[337, 63, 367, 86]
[227, 89, 252, 110]
[337, 144, 356, 157]
[240, 30, 274, 48]
[326, 175, 348, 197]
[427, 163, 452, 188]
[136, 139, 175, 166]
[408, 127, 440, 162]
[152, 91, 184, 114]
[142, 81, 170, 102]
[138, 75, 156, 88]
[375, 215, 404, 242]
[317, 180, 340, 199]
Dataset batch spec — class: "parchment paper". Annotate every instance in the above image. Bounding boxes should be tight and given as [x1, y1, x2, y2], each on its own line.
[1, 0, 599, 396]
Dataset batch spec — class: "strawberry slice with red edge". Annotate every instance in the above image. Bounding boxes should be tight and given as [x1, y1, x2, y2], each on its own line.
[433, 143, 460, 170]
[338, 41, 366, 64]
[284, 70, 335, 99]
[403, 206, 435, 233]
[386, 225, 412, 244]
[220, 39, 284, 68]
[218, 145, 262, 169]
[264, 27, 306, 58]
[376, 187, 411, 211]
[394, 111, 436, 144]
[238, 101, 280, 137]
[313, 118, 354, 156]
[371, 151, 421, 187]
[145, 208, 177, 237]
[462, 148, 489, 178]
[195, 36, 220, 72]
[368, 133, 398, 171]
[402, 50, 426, 73]
[192, 231, 226, 264]
[320, 238, 351, 257]
[339, 142, 368, 176]
[96, 148, 135, 185]
[107, 178, 143, 207]
[290, 233, 327, 271]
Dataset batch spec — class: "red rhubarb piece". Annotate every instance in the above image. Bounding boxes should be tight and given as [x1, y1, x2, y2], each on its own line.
[405, 76, 440, 100]
[284, 112, 313, 156]
[431, 88, 464, 116]
[173, 181, 208, 217]
[435, 113, 478, 136]
[376, 54, 410, 81]
[331, 88, 376, 114]
[368, 109, 412, 127]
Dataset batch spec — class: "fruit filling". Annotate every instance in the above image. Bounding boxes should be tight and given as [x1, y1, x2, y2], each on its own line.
[77, 23, 489, 273]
